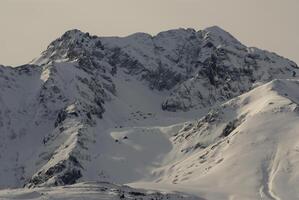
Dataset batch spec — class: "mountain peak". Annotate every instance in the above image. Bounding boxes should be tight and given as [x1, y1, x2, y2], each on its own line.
[63, 29, 84, 36]
[1, 25, 299, 199]
[203, 25, 244, 48]
[204, 25, 227, 33]
[32, 29, 101, 65]
[57, 29, 97, 45]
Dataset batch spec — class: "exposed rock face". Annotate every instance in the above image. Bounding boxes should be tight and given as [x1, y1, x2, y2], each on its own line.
[0, 26, 298, 189]
[34, 26, 299, 111]
[0, 62, 109, 187]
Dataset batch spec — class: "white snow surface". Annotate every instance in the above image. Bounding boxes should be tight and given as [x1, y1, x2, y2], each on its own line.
[0, 181, 200, 200]
[0, 26, 299, 200]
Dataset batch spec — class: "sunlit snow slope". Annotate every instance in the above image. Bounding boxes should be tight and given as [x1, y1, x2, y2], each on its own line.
[130, 79, 299, 200]
[0, 26, 299, 200]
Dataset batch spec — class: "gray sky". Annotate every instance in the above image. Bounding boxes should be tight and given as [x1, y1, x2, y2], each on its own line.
[0, 0, 298, 66]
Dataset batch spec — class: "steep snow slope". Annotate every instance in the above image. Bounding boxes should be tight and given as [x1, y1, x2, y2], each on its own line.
[0, 26, 299, 200]
[130, 79, 299, 200]
[0, 65, 45, 187]
[32, 26, 298, 111]
[0, 62, 110, 188]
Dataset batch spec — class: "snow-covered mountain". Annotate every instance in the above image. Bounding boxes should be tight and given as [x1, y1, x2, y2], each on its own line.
[32, 26, 298, 111]
[0, 26, 299, 200]
[131, 79, 299, 199]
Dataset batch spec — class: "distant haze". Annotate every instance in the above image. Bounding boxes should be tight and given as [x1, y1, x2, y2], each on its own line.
[0, 0, 298, 66]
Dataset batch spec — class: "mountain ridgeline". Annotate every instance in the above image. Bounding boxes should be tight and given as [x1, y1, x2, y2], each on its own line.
[0, 26, 298, 199]
[33, 26, 298, 111]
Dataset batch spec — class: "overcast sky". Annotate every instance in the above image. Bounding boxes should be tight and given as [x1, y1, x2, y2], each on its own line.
[0, 0, 298, 66]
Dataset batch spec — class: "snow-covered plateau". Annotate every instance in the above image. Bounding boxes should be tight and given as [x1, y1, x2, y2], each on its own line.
[0, 26, 298, 199]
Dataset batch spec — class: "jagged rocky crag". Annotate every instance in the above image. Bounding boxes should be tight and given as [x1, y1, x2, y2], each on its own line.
[0, 26, 299, 199]
[34, 26, 298, 111]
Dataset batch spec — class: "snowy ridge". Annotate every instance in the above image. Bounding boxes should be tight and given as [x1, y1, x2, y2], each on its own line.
[32, 26, 298, 111]
[0, 26, 299, 199]
[0, 181, 200, 200]
[131, 79, 299, 199]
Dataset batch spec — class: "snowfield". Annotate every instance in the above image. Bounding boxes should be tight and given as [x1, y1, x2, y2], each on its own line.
[0, 26, 299, 199]
[0, 182, 200, 200]
[130, 79, 299, 200]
